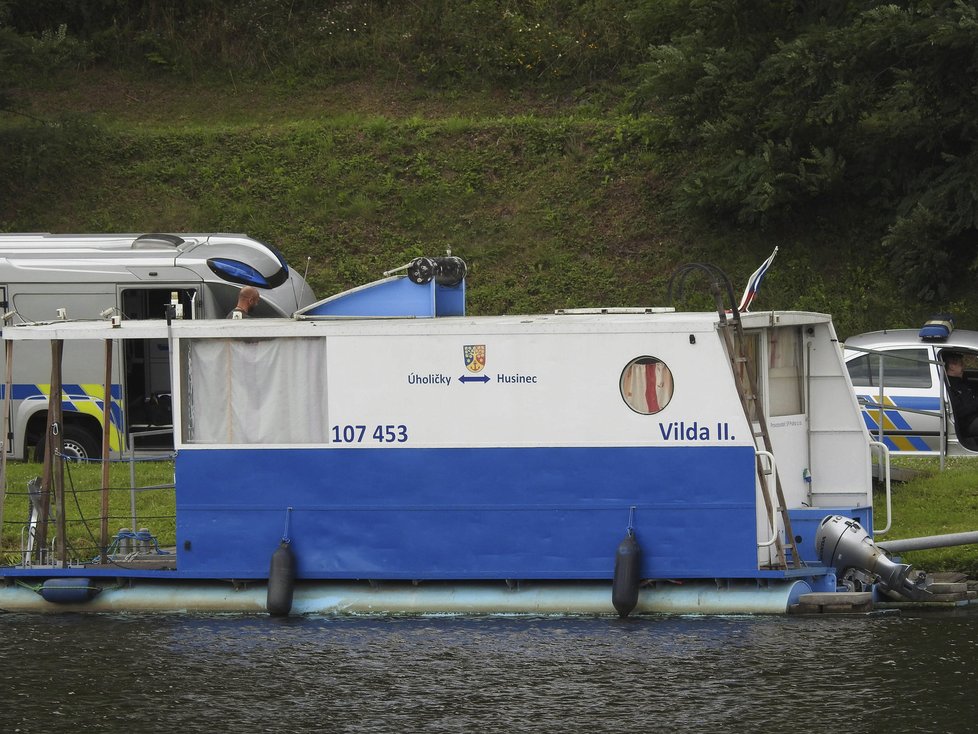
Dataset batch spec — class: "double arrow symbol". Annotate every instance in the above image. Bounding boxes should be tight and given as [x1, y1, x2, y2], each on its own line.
[459, 374, 490, 384]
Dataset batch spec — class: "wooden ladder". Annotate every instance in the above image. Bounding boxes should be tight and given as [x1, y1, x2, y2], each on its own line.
[671, 263, 801, 570]
[716, 307, 801, 569]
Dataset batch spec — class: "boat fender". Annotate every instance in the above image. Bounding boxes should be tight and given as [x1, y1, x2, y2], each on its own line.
[612, 529, 641, 618]
[267, 540, 296, 616]
[39, 577, 99, 604]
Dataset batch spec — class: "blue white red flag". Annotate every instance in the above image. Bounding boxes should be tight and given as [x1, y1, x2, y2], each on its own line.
[737, 246, 778, 313]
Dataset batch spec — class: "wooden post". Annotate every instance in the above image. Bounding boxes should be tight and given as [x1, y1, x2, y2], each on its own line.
[51, 339, 66, 568]
[0, 340, 11, 553]
[100, 339, 112, 563]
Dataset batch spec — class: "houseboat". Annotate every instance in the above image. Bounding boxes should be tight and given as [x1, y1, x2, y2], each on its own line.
[0, 259, 906, 615]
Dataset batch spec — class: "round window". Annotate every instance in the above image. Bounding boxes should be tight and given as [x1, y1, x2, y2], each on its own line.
[620, 357, 674, 415]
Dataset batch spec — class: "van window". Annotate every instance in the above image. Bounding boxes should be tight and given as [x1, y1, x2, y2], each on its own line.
[847, 348, 931, 388]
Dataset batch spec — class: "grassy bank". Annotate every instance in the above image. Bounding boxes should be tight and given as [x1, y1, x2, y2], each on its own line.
[880, 458, 978, 576]
[3, 73, 973, 338]
[3, 455, 977, 575]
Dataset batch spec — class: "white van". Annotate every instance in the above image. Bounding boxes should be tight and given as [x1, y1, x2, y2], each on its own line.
[0, 233, 315, 459]
[844, 318, 978, 456]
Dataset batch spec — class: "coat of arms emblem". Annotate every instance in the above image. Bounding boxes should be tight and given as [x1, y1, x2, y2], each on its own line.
[463, 345, 486, 373]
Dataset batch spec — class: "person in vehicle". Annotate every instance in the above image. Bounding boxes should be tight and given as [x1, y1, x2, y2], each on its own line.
[943, 351, 978, 438]
[227, 286, 261, 319]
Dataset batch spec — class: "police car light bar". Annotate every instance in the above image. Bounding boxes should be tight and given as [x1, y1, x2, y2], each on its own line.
[919, 313, 955, 342]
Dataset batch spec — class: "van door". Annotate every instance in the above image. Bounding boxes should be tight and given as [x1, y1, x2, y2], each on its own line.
[9, 287, 118, 460]
[846, 346, 941, 453]
[119, 287, 197, 449]
[938, 349, 978, 455]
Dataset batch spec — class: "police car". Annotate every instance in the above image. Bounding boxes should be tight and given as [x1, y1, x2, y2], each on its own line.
[844, 316, 978, 456]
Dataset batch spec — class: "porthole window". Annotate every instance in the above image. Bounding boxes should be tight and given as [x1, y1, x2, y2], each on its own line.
[621, 357, 674, 414]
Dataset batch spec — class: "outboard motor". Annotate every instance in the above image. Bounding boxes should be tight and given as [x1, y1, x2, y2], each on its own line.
[815, 515, 930, 600]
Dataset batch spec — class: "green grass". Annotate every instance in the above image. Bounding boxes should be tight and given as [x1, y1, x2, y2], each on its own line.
[0, 459, 175, 565]
[879, 457, 978, 575]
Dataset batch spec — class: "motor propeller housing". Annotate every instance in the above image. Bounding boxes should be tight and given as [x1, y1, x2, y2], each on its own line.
[815, 515, 930, 599]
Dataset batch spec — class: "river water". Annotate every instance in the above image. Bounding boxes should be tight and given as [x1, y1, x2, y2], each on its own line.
[1, 609, 976, 733]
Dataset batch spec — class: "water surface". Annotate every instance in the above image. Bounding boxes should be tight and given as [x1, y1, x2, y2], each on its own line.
[2, 610, 975, 733]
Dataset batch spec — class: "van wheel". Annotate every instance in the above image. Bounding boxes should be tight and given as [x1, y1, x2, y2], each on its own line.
[33, 425, 102, 462]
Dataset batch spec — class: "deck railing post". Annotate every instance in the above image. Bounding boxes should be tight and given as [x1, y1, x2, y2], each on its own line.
[0, 341, 11, 554]
[101, 339, 112, 563]
[51, 339, 66, 568]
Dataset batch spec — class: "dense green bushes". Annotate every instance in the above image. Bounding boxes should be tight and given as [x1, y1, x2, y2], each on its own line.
[630, 1, 978, 301]
[1, 0, 645, 86]
[2, 1, 977, 335]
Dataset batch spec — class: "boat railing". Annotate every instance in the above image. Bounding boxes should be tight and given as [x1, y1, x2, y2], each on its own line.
[869, 440, 892, 535]
[843, 343, 950, 469]
[756, 450, 778, 548]
[125, 427, 175, 531]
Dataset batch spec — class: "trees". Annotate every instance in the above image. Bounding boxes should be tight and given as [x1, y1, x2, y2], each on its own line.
[631, 1, 978, 299]
[4, 0, 977, 302]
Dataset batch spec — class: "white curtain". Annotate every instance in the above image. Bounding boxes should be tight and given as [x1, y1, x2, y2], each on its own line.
[621, 359, 673, 414]
[768, 326, 803, 416]
[184, 338, 328, 444]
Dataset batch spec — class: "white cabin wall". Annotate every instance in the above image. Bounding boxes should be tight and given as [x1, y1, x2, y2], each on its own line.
[806, 321, 873, 508]
[748, 325, 809, 566]
[742, 317, 874, 566]
[762, 325, 810, 509]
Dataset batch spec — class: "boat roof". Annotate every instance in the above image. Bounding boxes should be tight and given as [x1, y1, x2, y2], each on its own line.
[1, 309, 833, 342]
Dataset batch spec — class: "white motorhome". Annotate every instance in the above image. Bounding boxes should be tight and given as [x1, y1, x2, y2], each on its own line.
[0, 232, 315, 459]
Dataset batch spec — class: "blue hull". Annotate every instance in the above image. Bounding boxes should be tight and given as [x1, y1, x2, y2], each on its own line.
[171, 445, 761, 581]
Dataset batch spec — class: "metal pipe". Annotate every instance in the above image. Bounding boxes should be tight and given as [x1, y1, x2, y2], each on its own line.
[0, 340, 11, 541]
[50, 339, 66, 568]
[755, 450, 778, 547]
[805, 338, 813, 506]
[877, 345, 884, 446]
[869, 440, 892, 535]
[100, 339, 111, 564]
[878, 531, 978, 553]
[0, 579, 813, 616]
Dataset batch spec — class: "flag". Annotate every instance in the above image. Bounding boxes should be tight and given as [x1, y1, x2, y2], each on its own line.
[737, 246, 778, 313]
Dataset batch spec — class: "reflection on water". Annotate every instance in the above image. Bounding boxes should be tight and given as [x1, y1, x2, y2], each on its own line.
[1, 610, 976, 733]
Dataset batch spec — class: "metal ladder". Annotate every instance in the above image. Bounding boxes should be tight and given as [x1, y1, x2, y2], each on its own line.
[670, 264, 801, 570]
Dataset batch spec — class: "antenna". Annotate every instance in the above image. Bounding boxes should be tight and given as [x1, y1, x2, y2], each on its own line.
[383, 264, 408, 277]
[298, 256, 312, 312]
